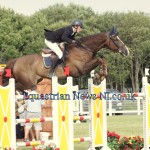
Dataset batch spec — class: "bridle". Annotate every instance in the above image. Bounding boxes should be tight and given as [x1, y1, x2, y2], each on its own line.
[110, 35, 126, 53]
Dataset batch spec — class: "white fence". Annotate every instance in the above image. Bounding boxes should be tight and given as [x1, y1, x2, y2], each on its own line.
[75, 97, 144, 116]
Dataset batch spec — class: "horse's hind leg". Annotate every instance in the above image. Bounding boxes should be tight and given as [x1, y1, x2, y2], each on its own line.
[15, 82, 27, 92]
[13, 70, 38, 91]
[15, 79, 37, 91]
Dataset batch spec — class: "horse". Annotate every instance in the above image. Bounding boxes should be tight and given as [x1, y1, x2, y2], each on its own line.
[3, 27, 129, 91]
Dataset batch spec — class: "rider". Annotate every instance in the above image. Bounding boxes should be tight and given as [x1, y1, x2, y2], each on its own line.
[44, 19, 84, 62]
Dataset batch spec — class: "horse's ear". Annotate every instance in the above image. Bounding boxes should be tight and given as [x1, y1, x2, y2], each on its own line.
[109, 26, 117, 36]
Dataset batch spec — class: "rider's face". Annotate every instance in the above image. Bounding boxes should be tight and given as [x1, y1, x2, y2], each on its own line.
[76, 26, 82, 33]
[73, 26, 83, 33]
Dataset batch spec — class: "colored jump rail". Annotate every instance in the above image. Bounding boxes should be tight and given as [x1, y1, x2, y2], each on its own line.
[16, 140, 54, 147]
[73, 115, 91, 121]
[17, 116, 90, 124]
[74, 137, 91, 142]
[16, 117, 53, 124]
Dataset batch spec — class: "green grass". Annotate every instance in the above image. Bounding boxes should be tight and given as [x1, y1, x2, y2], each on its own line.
[17, 115, 143, 150]
[74, 115, 143, 150]
[107, 115, 143, 137]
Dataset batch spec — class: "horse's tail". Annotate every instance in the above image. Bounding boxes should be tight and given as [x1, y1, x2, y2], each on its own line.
[2, 58, 17, 86]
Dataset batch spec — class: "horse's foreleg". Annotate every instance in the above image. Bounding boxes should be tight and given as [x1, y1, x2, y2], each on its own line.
[82, 58, 100, 74]
[98, 58, 107, 76]
[81, 58, 107, 84]
[94, 58, 107, 83]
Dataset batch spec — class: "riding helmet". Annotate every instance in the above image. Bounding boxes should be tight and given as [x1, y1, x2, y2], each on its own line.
[71, 19, 84, 28]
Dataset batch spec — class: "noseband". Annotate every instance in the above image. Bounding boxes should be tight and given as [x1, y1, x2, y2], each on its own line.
[110, 36, 125, 53]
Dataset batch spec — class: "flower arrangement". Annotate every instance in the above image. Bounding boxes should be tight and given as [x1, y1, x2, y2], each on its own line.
[0, 132, 144, 150]
[119, 136, 144, 150]
[32, 143, 56, 150]
[107, 131, 144, 150]
[107, 131, 120, 150]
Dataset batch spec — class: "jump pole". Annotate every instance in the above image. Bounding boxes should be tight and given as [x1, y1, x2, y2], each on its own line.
[52, 76, 109, 150]
[0, 77, 79, 150]
[0, 78, 16, 149]
[143, 76, 150, 150]
[88, 78, 110, 150]
[0, 79, 56, 149]
[52, 76, 78, 150]
[0, 76, 110, 150]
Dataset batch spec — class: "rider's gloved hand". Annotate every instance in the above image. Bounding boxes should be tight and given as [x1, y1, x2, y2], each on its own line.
[72, 40, 81, 45]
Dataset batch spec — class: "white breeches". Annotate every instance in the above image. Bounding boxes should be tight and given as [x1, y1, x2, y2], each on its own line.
[45, 39, 63, 59]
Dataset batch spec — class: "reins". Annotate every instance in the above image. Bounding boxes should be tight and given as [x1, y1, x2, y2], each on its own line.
[76, 43, 96, 55]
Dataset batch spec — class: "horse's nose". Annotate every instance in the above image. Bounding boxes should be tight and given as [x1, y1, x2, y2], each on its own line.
[123, 46, 129, 56]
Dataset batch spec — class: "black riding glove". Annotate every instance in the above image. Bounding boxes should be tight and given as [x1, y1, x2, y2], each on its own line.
[72, 40, 81, 45]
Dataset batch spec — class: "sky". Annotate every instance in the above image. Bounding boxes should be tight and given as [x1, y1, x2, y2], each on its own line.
[0, 0, 150, 16]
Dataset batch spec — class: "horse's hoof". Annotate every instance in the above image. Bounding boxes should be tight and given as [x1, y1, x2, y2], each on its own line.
[100, 76, 105, 81]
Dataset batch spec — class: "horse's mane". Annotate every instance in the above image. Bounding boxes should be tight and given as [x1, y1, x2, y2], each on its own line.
[65, 32, 108, 50]
[79, 32, 106, 42]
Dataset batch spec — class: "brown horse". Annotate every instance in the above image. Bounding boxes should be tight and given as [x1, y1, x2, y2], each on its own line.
[3, 27, 129, 91]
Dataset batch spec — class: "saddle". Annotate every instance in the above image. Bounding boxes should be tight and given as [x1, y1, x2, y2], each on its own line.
[42, 43, 65, 68]
[41, 43, 66, 78]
